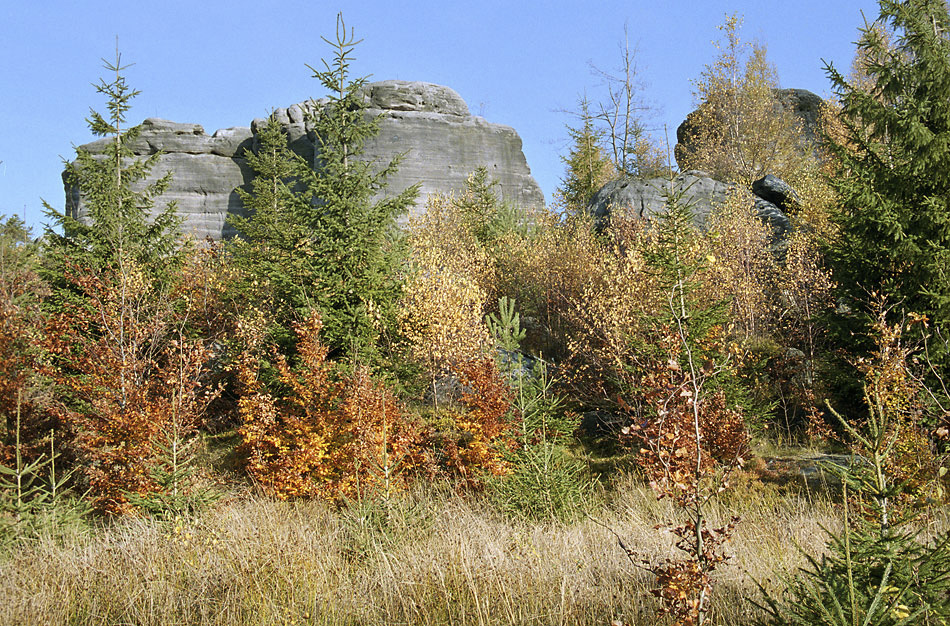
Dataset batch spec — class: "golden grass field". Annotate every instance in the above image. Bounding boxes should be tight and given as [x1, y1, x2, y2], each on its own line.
[0, 471, 865, 626]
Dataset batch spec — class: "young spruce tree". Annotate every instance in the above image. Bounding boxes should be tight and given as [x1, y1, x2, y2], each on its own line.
[39, 50, 216, 516]
[229, 114, 314, 347]
[45, 47, 181, 283]
[559, 95, 614, 213]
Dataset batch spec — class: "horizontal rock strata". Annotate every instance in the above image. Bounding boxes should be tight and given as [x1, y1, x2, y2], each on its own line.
[66, 81, 544, 240]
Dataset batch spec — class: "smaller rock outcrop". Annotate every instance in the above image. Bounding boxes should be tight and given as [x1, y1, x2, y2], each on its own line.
[774, 88, 823, 142]
[586, 170, 794, 244]
[587, 171, 734, 232]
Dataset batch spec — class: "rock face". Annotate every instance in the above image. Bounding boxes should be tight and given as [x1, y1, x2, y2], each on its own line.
[586, 170, 792, 243]
[775, 88, 823, 143]
[66, 81, 544, 240]
[65, 118, 255, 240]
[587, 170, 734, 230]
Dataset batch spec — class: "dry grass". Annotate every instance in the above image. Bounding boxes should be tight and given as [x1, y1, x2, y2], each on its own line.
[0, 475, 840, 626]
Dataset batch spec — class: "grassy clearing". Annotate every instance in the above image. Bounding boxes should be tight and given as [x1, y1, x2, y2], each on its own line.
[0, 473, 843, 626]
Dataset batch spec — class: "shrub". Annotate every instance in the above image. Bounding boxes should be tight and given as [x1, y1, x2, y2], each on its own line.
[488, 362, 593, 522]
[43, 262, 217, 515]
[237, 312, 423, 500]
[705, 187, 777, 341]
[0, 216, 50, 469]
[400, 193, 493, 396]
[421, 356, 518, 487]
[614, 183, 751, 626]
[492, 210, 605, 361]
[755, 310, 950, 625]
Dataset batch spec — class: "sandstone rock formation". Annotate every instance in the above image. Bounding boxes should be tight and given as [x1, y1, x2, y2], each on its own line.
[66, 81, 544, 240]
[587, 171, 733, 230]
[774, 88, 823, 142]
[752, 173, 800, 211]
[586, 170, 792, 243]
[65, 118, 254, 240]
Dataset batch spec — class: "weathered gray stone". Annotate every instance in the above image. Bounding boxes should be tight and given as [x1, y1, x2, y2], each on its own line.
[753, 195, 792, 241]
[66, 118, 253, 240]
[65, 80, 544, 239]
[587, 170, 734, 231]
[752, 174, 800, 212]
[260, 81, 543, 222]
[287, 103, 305, 124]
[210, 127, 254, 157]
[360, 80, 469, 116]
[361, 106, 543, 220]
[586, 169, 792, 246]
[775, 88, 823, 142]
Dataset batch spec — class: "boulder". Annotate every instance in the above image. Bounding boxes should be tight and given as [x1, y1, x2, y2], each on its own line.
[753, 195, 792, 241]
[66, 80, 544, 239]
[586, 170, 795, 245]
[752, 174, 801, 211]
[587, 170, 734, 231]
[775, 88, 823, 142]
[360, 80, 469, 116]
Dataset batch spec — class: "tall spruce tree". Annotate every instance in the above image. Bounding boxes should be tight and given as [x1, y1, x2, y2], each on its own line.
[234, 14, 417, 361]
[825, 0, 950, 370]
[45, 47, 181, 282]
[301, 13, 418, 360]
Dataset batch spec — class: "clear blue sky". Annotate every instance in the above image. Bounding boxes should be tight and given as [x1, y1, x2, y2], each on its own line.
[1, 0, 881, 234]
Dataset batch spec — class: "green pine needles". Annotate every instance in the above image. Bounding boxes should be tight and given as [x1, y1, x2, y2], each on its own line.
[303, 13, 419, 361]
[229, 114, 315, 347]
[559, 95, 614, 213]
[488, 355, 592, 523]
[755, 312, 950, 625]
[486, 296, 527, 355]
[0, 394, 88, 547]
[231, 13, 419, 362]
[46, 45, 181, 278]
[825, 0, 950, 372]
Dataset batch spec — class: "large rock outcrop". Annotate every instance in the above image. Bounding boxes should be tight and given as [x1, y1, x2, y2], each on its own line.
[66, 81, 544, 240]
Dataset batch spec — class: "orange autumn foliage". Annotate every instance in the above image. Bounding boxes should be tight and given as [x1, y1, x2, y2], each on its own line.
[237, 312, 423, 500]
[422, 356, 518, 487]
[43, 263, 217, 514]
